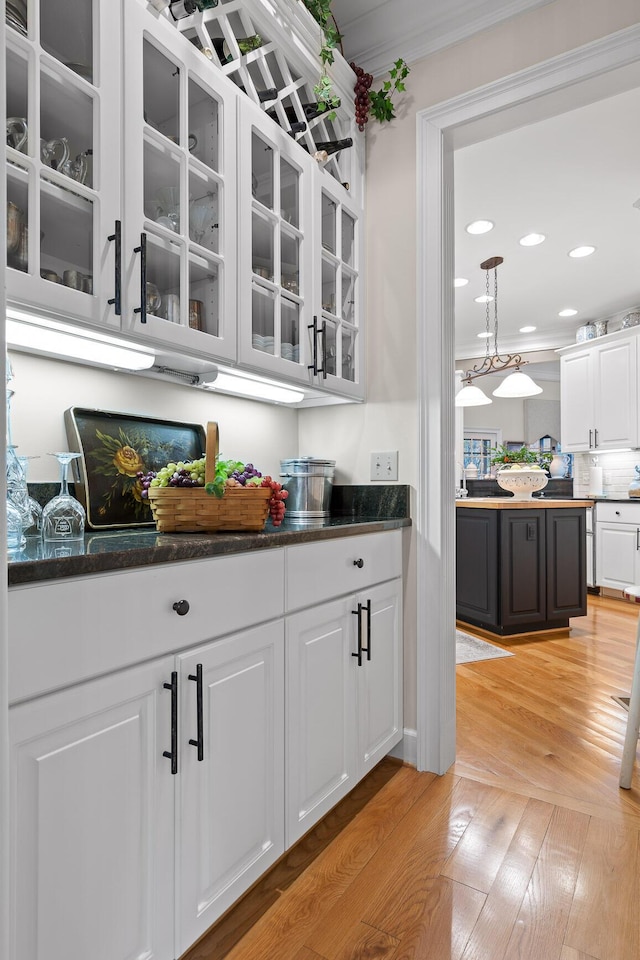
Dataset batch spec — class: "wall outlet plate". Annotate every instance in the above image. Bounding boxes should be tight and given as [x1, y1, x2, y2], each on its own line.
[371, 451, 399, 481]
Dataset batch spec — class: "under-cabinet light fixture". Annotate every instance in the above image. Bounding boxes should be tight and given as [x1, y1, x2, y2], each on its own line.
[6, 309, 156, 371]
[202, 368, 304, 404]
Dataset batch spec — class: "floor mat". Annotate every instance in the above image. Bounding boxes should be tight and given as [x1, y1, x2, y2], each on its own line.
[456, 630, 514, 665]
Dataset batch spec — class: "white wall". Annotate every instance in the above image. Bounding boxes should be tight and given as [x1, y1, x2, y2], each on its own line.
[8, 351, 299, 482]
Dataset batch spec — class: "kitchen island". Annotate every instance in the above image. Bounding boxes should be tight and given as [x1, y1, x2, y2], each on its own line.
[456, 498, 592, 636]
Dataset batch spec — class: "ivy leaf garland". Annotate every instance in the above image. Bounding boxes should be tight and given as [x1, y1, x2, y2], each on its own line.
[301, 1, 409, 128]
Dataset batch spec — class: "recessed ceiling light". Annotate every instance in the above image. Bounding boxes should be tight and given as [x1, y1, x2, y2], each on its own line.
[519, 233, 546, 246]
[519, 325, 536, 333]
[454, 277, 469, 287]
[477, 331, 492, 338]
[558, 308, 578, 317]
[474, 295, 494, 303]
[568, 245, 596, 258]
[466, 220, 494, 235]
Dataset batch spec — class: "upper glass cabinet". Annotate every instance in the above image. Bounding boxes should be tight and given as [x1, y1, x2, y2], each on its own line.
[314, 170, 362, 397]
[237, 100, 313, 382]
[5, 0, 121, 328]
[122, 0, 237, 361]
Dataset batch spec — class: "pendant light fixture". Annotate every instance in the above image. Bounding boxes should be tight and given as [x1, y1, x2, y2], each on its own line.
[456, 256, 542, 407]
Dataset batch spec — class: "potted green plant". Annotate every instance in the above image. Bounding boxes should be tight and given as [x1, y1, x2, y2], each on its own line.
[490, 445, 551, 499]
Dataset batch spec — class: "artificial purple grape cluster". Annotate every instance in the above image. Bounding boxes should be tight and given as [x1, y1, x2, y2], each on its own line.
[230, 463, 262, 485]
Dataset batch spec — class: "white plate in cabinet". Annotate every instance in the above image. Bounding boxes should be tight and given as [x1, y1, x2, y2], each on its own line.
[285, 530, 402, 612]
[8, 549, 284, 704]
[10, 656, 176, 960]
[175, 620, 285, 954]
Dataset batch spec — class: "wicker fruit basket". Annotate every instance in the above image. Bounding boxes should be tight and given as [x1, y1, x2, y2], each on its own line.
[147, 422, 271, 533]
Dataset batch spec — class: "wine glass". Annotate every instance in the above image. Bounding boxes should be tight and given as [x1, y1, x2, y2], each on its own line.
[17, 455, 43, 537]
[42, 452, 86, 542]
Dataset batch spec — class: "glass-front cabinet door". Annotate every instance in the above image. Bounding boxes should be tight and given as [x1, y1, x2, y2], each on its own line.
[5, 0, 121, 329]
[237, 100, 313, 382]
[313, 170, 363, 398]
[122, 0, 237, 362]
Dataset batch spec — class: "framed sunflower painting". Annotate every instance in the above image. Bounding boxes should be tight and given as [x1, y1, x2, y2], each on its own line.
[65, 408, 206, 529]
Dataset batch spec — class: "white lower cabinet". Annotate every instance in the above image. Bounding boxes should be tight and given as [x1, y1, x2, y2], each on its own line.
[595, 502, 640, 589]
[285, 537, 403, 846]
[176, 622, 284, 955]
[10, 657, 176, 960]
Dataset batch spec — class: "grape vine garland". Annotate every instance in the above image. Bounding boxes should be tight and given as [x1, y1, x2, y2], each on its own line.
[301, 1, 410, 130]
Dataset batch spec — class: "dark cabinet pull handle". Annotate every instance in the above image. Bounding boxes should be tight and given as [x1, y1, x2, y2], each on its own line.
[594, 428, 598, 448]
[351, 602, 363, 666]
[307, 316, 318, 376]
[133, 232, 147, 323]
[363, 598, 372, 660]
[188, 663, 204, 761]
[173, 599, 190, 616]
[107, 219, 121, 315]
[163, 671, 178, 775]
[319, 319, 327, 379]
[353, 558, 364, 568]
[637, 528, 640, 551]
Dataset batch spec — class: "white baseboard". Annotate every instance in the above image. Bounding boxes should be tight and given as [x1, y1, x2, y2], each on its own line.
[388, 728, 417, 767]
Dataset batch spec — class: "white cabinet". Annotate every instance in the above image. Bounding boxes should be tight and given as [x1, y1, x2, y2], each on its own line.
[122, 0, 238, 360]
[10, 656, 175, 960]
[6, 0, 122, 329]
[595, 502, 640, 589]
[560, 332, 638, 452]
[176, 621, 284, 955]
[285, 533, 403, 845]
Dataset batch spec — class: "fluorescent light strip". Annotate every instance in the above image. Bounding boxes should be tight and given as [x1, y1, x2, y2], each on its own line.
[204, 370, 304, 404]
[7, 310, 155, 371]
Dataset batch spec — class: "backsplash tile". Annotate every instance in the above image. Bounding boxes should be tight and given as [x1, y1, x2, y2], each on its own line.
[573, 451, 640, 498]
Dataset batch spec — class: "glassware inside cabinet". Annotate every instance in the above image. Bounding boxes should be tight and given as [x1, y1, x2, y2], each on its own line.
[144, 142, 181, 233]
[40, 181, 93, 290]
[341, 328, 357, 382]
[252, 286, 275, 355]
[7, 167, 29, 274]
[144, 234, 181, 322]
[188, 256, 219, 335]
[341, 271, 356, 323]
[40, 0, 93, 83]
[323, 320, 337, 377]
[252, 211, 274, 282]
[341, 211, 355, 266]
[321, 258, 337, 316]
[6, 0, 27, 37]
[40, 68, 94, 188]
[281, 298, 300, 364]
[252, 133, 273, 209]
[6, 47, 28, 156]
[143, 40, 179, 142]
[281, 230, 299, 295]
[188, 76, 219, 171]
[189, 172, 219, 253]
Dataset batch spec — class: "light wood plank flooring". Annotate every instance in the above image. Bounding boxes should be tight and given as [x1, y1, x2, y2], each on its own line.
[184, 595, 640, 960]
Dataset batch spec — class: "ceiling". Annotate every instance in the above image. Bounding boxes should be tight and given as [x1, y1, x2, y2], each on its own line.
[330, 0, 640, 366]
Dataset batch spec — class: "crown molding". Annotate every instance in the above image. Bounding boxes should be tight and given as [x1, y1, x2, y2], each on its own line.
[340, 0, 555, 77]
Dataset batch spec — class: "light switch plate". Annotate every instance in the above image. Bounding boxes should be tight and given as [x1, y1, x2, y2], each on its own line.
[370, 451, 399, 481]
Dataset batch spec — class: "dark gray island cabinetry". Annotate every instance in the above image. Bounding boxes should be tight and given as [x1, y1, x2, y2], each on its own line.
[456, 499, 592, 636]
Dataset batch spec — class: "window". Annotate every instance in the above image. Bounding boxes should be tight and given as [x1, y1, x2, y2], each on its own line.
[463, 429, 501, 478]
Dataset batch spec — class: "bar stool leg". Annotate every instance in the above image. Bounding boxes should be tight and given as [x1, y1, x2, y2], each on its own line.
[620, 611, 640, 789]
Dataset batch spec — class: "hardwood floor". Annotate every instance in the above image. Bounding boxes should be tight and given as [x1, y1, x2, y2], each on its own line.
[183, 595, 640, 960]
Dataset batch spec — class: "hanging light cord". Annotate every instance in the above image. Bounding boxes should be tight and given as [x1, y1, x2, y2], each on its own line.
[462, 255, 528, 384]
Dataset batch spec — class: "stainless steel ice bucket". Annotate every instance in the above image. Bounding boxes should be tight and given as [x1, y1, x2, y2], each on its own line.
[280, 457, 336, 522]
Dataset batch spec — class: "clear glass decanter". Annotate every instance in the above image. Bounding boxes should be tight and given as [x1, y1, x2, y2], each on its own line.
[6, 387, 32, 528]
[17, 455, 43, 536]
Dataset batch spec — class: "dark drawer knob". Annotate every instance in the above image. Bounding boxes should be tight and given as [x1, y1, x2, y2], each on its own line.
[353, 558, 364, 568]
[172, 600, 190, 616]
[616, 511, 621, 516]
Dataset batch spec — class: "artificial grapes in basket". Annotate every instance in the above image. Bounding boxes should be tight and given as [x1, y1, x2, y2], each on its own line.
[137, 456, 288, 526]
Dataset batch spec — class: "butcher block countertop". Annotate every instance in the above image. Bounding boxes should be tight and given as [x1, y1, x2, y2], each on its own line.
[456, 498, 593, 509]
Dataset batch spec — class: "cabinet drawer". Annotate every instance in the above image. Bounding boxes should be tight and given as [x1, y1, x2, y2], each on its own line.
[285, 530, 402, 611]
[9, 549, 284, 704]
[595, 502, 640, 524]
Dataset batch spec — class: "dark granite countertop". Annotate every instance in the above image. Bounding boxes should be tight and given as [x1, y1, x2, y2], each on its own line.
[8, 485, 411, 586]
